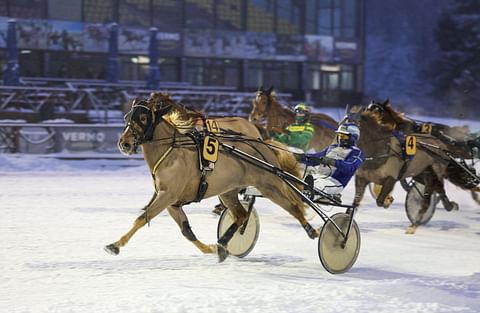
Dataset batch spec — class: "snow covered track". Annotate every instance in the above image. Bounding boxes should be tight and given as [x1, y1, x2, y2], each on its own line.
[0, 156, 479, 313]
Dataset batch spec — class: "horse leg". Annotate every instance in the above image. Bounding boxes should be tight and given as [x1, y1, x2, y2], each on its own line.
[104, 191, 174, 255]
[166, 204, 217, 255]
[216, 189, 249, 261]
[353, 175, 369, 207]
[434, 178, 457, 211]
[471, 188, 480, 205]
[376, 177, 396, 208]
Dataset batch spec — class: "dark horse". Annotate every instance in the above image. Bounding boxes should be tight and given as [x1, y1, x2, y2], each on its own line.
[105, 93, 318, 261]
[248, 86, 338, 151]
[349, 110, 453, 233]
[367, 99, 479, 205]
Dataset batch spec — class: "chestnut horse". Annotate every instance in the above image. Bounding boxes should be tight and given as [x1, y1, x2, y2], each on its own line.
[248, 87, 338, 151]
[105, 92, 318, 261]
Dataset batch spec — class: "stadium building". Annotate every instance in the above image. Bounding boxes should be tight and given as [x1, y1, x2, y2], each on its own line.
[0, 0, 365, 106]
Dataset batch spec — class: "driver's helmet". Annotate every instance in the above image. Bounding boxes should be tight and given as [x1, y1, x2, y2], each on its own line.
[367, 101, 385, 117]
[294, 102, 310, 124]
[336, 123, 360, 147]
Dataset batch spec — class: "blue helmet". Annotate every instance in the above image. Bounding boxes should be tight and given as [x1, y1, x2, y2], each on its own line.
[336, 123, 360, 146]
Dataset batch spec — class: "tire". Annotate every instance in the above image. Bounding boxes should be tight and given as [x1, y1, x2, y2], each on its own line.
[405, 182, 436, 225]
[318, 213, 361, 274]
[216, 201, 260, 258]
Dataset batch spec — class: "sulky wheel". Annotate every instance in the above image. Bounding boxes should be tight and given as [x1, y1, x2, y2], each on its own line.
[216, 200, 260, 258]
[405, 182, 436, 225]
[318, 213, 361, 274]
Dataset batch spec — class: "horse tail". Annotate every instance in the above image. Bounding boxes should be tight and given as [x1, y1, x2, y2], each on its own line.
[265, 140, 302, 179]
[264, 140, 307, 215]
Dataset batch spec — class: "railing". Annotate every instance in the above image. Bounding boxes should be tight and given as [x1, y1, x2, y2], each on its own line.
[1, 77, 292, 124]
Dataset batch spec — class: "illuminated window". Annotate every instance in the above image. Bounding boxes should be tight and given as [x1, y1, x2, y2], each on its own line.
[276, 0, 301, 34]
[83, 0, 114, 23]
[217, 0, 244, 31]
[152, 0, 183, 31]
[119, 0, 151, 27]
[185, 0, 214, 29]
[247, 0, 274, 32]
[9, 0, 45, 19]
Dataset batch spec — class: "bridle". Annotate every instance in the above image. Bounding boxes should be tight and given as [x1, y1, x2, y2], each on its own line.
[122, 99, 172, 150]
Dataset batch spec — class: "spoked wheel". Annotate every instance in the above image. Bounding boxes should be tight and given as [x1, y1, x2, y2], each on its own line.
[368, 183, 382, 199]
[400, 178, 415, 192]
[405, 182, 437, 225]
[216, 200, 260, 258]
[318, 213, 361, 274]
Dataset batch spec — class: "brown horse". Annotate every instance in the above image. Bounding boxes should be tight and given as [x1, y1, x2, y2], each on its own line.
[105, 92, 318, 261]
[248, 86, 338, 151]
[349, 110, 453, 233]
[367, 99, 479, 205]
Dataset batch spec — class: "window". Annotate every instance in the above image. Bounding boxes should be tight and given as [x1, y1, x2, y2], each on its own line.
[9, 0, 45, 19]
[247, 0, 274, 32]
[246, 60, 263, 88]
[83, 0, 114, 23]
[0, 0, 8, 16]
[305, 0, 316, 34]
[318, 0, 332, 35]
[317, 0, 358, 38]
[159, 57, 178, 82]
[276, 0, 301, 34]
[186, 58, 204, 85]
[217, 0, 244, 31]
[340, 64, 354, 90]
[119, 0, 151, 27]
[185, 0, 214, 29]
[48, 0, 82, 21]
[152, 0, 183, 31]
[343, 0, 357, 38]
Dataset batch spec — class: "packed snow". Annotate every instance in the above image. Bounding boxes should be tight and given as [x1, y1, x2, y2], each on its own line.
[0, 154, 479, 313]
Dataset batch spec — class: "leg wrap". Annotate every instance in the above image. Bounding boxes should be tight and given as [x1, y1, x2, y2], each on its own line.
[181, 221, 197, 241]
[303, 223, 316, 239]
[218, 223, 239, 246]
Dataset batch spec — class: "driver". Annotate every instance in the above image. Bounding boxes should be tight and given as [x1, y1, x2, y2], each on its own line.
[272, 102, 315, 152]
[299, 123, 364, 200]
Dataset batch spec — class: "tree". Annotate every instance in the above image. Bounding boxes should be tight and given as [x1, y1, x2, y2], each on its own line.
[430, 0, 480, 114]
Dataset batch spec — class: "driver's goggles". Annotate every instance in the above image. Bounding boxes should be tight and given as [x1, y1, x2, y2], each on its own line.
[337, 133, 350, 140]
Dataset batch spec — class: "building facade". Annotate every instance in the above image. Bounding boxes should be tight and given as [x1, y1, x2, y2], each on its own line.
[0, 0, 365, 106]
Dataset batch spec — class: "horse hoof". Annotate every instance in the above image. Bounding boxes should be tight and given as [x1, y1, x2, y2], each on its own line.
[217, 244, 229, 263]
[405, 225, 417, 235]
[383, 195, 394, 209]
[104, 243, 120, 255]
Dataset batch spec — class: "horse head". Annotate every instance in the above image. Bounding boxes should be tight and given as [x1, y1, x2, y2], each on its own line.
[118, 93, 172, 155]
[249, 86, 275, 123]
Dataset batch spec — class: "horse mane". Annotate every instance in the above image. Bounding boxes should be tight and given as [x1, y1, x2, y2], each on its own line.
[382, 103, 408, 130]
[148, 92, 196, 134]
[361, 110, 395, 134]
